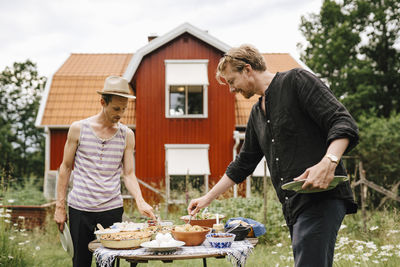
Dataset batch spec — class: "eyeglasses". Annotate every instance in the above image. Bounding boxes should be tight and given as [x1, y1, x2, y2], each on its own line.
[224, 54, 252, 66]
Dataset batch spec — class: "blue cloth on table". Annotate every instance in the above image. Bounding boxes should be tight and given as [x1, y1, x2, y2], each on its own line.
[225, 217, 266, 237]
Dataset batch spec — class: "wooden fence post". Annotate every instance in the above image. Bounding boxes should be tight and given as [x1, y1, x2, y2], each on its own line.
[359, 161, 367, 232]
[263, 161, 268, 225]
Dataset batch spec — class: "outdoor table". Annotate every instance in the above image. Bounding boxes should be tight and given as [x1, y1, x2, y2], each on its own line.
[89, 238, 258, 267]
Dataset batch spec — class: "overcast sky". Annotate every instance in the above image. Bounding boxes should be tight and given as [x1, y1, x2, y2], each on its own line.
[0, 0, 323, 77]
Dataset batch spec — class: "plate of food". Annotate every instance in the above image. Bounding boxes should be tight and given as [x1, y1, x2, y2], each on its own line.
[281, 175, 349, 193]
[141, 233, 185, 252]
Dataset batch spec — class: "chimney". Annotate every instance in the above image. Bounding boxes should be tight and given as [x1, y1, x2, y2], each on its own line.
[148, 33, 158, 42]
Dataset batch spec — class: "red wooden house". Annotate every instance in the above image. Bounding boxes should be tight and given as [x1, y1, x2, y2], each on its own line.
[35, 23, 303, 204]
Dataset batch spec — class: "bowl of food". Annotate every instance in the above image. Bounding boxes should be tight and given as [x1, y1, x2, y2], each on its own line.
[180, 213, 225, 228]
[100, 231, 152, 249]
[171, 224, 211, 246]
[94, 228, 121, 241]
[206, 233, 236, 248]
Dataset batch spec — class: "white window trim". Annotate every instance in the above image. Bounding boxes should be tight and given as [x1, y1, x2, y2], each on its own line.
[164, 144, 210, 204]
[165, 59, 208, 119]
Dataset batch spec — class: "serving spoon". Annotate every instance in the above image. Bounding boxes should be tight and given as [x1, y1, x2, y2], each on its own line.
[97, 223, 105, 231]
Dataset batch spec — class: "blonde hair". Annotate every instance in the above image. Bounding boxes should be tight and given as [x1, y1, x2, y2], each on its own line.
[216, 44, 267, 84]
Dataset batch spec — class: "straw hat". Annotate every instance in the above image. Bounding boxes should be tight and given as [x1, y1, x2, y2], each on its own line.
[97, 76, 136, 99]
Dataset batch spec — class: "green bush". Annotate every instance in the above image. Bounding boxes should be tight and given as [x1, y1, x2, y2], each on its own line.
[1, 177, 47, 206]
[355, 113, 400, 207]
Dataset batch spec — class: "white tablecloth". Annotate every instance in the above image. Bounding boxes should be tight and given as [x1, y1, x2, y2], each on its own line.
[94, 240, 254, 267]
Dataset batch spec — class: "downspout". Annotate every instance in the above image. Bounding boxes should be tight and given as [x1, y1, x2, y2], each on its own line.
[232, 131, 241, 198]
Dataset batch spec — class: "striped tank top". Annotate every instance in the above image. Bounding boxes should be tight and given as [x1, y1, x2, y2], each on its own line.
[68, 119, 127, 212]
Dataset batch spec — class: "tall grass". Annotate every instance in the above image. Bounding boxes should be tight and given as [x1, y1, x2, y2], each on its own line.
[1, 181, 399, 266]
[0, 208, 34, 266]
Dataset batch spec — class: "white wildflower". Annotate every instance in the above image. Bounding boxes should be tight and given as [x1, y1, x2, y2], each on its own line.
[13, 223, 18, 227]
[5, 213, 11, 218]
[369, 226, 379, 231]
[9, 236, 15, 240]
[6, 209, 12, 213]
[363, 252, 372, 257]
[378, 251, 392, 257]
[18, 216, 25, 220]
[345, 254, 355, 260]
[8, 255, 14, 259]
[276, 243, 283, 247]
[25, 240, 30, 244]
[381, 245, 394, 251]
[372, 260, 379, 264]
[366, 241, 377, 250]
[355, 245, 363, 252]
[381, 258, 388, 261]
[271, 251, 277, 254]
[338, 237, 349, 244]
[20, 229, 25, 232]
[18, 242, 24, 245]
[8, 199, 15, 203]
[339, 224, 347, 230]
[35, 246, 40, 251]
[21, 233, 28, 237]
[5, 219, 10, 223]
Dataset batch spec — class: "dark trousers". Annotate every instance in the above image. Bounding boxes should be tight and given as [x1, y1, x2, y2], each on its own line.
[69, 206, 123, 267]
[289, 199, 346, 267]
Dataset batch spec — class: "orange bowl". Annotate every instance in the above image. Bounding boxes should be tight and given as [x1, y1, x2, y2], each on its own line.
[171, 226, 211, 246]
[180, 215, 225, 228]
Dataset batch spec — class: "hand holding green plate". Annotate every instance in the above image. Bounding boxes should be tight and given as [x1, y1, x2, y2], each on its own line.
[281, 175, 349, 193]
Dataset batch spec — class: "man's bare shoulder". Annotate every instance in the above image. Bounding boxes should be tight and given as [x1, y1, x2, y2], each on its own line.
[68, 120, 84, 140]
[125, 126, 134, 137]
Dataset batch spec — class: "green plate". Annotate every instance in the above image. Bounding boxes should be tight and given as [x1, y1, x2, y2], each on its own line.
[281, 175, 349, 193]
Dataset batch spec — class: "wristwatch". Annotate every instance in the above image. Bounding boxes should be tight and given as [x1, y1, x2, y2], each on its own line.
[325, 153, 339, 164]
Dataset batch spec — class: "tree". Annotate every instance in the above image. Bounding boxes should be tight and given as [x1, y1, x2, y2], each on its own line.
[298, 0, 400, 119]
[0, 60, 46, 183]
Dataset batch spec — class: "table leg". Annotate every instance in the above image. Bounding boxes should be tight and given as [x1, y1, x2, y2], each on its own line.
[116, 258, 120, 267]
[203, 258, 207, 267]
[130, 263, 138, 267]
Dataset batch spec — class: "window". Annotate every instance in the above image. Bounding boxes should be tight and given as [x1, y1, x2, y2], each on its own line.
[165, 60, 208, 118]
[165, 144, 210, 204]
[170, 85, 203, 115]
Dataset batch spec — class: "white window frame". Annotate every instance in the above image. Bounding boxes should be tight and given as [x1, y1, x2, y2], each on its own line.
[165, 59, 209, 118]
[164, 144, 210, 204]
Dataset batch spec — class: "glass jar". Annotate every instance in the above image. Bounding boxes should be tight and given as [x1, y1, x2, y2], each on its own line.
[212, 223, 224, 233]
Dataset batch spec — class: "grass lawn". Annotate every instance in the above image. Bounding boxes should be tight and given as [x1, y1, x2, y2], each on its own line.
[1, 190, 400, 266]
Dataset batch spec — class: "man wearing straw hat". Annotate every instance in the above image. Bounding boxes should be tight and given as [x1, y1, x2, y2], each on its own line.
[54, 76, 156, 267]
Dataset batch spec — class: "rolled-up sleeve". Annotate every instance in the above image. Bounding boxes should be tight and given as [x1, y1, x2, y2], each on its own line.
[226, 111, 264, 184]
[295, 69, 359, 153]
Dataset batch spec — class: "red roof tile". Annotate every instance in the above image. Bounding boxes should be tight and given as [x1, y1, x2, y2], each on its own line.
[40, 54, 134, 126]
